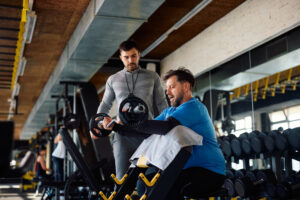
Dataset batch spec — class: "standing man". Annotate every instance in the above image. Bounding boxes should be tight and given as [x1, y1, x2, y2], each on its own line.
[91, 40, 168, 179]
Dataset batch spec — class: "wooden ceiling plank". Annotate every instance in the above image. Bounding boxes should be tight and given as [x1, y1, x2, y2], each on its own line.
[6, 0, 91, 139]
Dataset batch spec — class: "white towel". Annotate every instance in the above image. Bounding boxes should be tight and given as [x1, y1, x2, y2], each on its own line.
[130, 125, 203, 170]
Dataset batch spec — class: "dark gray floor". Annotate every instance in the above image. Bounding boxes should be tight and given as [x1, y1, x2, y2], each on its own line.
[0, 185, 40, 200]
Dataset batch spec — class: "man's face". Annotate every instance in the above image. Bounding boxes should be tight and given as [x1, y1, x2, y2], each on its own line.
[120, 48, 140, 72]
[166, 75, 185, 107]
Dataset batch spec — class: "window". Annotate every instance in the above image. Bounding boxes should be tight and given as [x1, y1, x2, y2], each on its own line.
[235, 119, 245, 130]
[287, 105, 300, 121]
[234, 116, 252, 137]
[269, 111, 286, 122]
[292, 159, 300, 172]
[232, 160, 244, 170]
[269, 105, 300, 130]
[289, 120, 300, 128]
[271, 122, 288, 130]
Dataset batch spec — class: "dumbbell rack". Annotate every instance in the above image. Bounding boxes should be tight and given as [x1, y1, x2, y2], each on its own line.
[220, 128, 300, 199]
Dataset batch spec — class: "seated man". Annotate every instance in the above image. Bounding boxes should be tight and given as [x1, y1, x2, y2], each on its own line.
[101, 67, 226, 199]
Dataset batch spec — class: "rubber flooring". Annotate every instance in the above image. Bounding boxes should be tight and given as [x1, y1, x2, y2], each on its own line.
[0, 185, 40, 200]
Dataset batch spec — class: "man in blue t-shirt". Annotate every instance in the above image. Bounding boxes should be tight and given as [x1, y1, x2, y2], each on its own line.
[101, 67, 226, 199]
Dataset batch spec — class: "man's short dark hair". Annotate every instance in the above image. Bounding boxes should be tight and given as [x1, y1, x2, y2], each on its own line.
[119, 40, 139, 53]
[163, 67, 195, 90]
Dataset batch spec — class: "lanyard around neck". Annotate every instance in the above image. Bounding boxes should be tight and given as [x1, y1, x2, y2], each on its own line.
[125, 70, 140, 96]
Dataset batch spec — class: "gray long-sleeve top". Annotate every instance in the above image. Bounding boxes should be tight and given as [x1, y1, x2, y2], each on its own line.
[97, 67, 168, 119]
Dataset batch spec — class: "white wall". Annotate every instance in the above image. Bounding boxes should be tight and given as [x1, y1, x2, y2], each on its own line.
[161, 0, 300, 76]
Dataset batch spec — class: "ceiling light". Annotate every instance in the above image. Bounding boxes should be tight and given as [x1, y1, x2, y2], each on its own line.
[28, 0, 34, 11]
[141, 0, 212, 57]
[141, 34, 168, 57]
[17, 57, 27, 76]
[24, 11, 37, 44]
[12, 83, 20, 97]
[173, 0, 212, 30]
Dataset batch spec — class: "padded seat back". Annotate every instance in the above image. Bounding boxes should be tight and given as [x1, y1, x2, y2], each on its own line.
[59, 128, 100, 191]
[0, 121, 14, 177]
[17, 151, 35, 175]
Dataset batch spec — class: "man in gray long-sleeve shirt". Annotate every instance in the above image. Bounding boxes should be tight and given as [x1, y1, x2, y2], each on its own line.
[91, 40, 168, 179]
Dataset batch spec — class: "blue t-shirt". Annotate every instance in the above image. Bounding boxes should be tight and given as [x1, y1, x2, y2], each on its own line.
[155, 97, 226, 175]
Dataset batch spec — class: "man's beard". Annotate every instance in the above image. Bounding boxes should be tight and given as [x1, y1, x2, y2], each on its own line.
[172, 94, 183, 107]
[128, 63, 137, 67]
[126, 63, 138, 71]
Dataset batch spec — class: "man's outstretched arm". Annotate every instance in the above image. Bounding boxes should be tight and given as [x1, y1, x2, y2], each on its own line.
[113, 117, 181, 136]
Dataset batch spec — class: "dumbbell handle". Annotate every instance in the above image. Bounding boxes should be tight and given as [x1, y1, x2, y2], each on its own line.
[291, 183, 300, 190]
[98, 119, 116, 128]
[253, 178, 265, 186]
[107, 120, 117, 128]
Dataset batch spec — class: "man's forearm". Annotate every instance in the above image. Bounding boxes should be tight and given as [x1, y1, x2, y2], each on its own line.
[113, 117, 180, 136]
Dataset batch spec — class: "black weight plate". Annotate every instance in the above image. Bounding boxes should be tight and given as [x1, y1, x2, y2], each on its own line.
[265, 183, 276, 197]
[119, 95, 148, 127]
[256, 169, 276, 184]
[226, 170, 234, 179]
[250, 136, 262, 154]
[235, 178, 247, 197]
[89, 113, 112, 137]
[245, 171, 256, 182]
[275, 133, 288, 151]
[276, 183, 290, 199]
[235, 170, 246, 179]
[239, 132, 249, 140]
[231, 138, 242, 157]
[264, 135, 275, 153]
[221, 140, 231, 158]
[224, 179, 235, 197]
[241, 139, 251, 155]
[287, 128, 300, 150]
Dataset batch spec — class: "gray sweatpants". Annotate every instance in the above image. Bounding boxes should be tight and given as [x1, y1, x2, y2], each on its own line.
[112, 132, 146, 180]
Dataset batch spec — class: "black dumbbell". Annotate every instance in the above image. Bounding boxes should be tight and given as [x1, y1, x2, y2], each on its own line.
[89, 113, 112, 137]
[249, 130, 269, 155]
[235, 170, 259, 198]
[239, 132, 252, 156]
[263, 132, 275, 153]
[224, 169, 246, 197]
[235, 169, 276, 198]
[276, 173, 300, 199]
[283, 127, 300, 151]
[224, 169, 251, 197]
[268, 130, 289, 152]
[230, 136, 243, 158]
[256, 169, 277, 197]
[223, 169, 237, 197]
[219, 135, 234, 159]
[247, 131, 274, 154]
[235, 169, 247, 179]
[226, 169, 235, 179]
